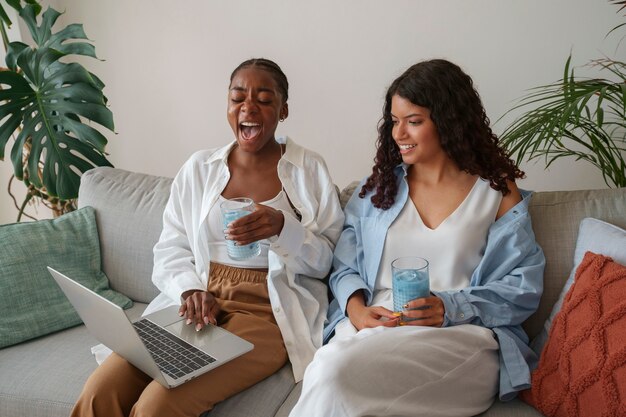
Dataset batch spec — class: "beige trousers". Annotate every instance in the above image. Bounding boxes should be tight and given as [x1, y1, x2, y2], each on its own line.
[71, 262, 287, 417]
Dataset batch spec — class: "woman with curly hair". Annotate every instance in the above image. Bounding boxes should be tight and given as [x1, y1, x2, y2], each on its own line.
[289, 59, 545, 417]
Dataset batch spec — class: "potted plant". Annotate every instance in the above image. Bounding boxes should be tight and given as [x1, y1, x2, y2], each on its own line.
[499, 0, 625, 188]
[0, 0, 115, 221]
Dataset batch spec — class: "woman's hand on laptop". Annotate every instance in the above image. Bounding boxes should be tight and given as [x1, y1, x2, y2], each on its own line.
[179, 290, 220, 331]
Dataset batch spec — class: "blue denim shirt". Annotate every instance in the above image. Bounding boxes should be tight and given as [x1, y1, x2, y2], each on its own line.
[325, 165, 545, 400]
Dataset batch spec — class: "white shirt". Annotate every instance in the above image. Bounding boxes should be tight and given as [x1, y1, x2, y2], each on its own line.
[144, 136, 345, 382]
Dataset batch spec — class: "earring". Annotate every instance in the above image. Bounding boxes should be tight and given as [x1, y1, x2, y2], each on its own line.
[279, 117, 285, 122]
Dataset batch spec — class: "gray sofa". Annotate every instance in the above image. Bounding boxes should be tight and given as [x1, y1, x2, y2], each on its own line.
[1, 166, 625, 417]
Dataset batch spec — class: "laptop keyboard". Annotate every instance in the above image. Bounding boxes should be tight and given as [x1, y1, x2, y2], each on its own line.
[132, 318, 216, 380]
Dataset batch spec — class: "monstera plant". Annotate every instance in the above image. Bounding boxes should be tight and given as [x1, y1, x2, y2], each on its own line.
[500, 0, 625, 188]
[0, 0, 114, 221]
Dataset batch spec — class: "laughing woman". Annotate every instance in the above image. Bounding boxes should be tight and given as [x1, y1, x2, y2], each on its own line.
[70, 58, 344, 417]
[290, 59, 545, 417]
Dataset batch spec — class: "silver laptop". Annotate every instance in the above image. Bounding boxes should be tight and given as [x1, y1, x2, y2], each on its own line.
[48, 267, 253, 388]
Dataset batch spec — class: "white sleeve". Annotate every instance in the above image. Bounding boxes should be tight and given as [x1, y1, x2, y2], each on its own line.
[151, 162, 205, 302]
[270, 166, 344, 279]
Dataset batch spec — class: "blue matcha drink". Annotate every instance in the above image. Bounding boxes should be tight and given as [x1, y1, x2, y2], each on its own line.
[391, 257, 430, 319]
[221, 198, 261, 260]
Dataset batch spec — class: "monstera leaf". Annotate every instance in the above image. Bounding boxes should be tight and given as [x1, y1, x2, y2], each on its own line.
[0, 4, 114, 201]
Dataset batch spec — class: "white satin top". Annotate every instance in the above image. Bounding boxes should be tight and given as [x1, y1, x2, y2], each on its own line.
[372, 178, 502, 309]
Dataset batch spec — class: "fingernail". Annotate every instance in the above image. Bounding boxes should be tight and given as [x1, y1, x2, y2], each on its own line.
[178, 311, 183, 316]
[186, 319, 192, 325]
[204, 316, 209, 325]
[196, 323, 202, 331]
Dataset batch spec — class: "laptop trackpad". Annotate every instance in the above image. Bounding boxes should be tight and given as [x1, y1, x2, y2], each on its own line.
[164, 320, 231, 350]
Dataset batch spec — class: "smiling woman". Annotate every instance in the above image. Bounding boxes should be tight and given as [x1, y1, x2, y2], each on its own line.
[69, 58, 345, 417]
[290, 59, 545, 417]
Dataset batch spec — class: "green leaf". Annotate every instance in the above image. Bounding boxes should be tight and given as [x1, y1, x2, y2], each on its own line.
[499, 52, 626, 188]
[6, 1, 42, 15]
[0, 4, 115, 200]
[5, 0, 22, 12]
[5, 41, 29, 71]
[563, 55, 572, 97]
[0, 5, 13, 27]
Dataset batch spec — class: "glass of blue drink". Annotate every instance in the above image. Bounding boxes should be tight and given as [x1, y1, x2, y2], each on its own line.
[220, 198, 261, 260]
[391, 257, 430, 322]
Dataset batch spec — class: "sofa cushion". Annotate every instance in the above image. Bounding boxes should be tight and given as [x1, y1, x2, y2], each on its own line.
[476, 398, 545, 417]
[78, 167, 173, 303]
[524, 188, 626, 340]
[520, 252, 626, 416]
[0, 206, 132, 348]
[531, 218, 626, 355]
[206, 363, 296, 417]
[0, 302, 146, 417]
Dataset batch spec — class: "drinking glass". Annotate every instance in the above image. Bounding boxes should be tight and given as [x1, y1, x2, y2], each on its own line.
[391, 257, 430, 320]
[220, 198, 261, 260]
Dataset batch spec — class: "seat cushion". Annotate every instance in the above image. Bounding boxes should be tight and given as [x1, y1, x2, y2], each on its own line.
[206, 364, 296, 417]
[476, 398, 546, 416]
[0, 303, 146, 417]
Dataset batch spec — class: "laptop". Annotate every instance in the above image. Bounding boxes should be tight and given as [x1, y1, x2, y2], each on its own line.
[47, 267, 253, 388]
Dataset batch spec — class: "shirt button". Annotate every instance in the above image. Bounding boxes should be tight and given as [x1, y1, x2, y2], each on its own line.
[274, 307, 281, 313]
[459, 313, 465, 319]
[285, 341, 292, 347]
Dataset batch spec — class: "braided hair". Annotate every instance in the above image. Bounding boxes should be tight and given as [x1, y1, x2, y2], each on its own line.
[230, 58, 289, 103]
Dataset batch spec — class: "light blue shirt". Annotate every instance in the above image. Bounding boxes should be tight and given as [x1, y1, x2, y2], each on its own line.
[325, 165, 545, 400]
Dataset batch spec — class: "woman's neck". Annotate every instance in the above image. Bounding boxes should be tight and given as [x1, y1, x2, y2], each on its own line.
[231, 140, 282, 168]
[407, 157, 463, 187]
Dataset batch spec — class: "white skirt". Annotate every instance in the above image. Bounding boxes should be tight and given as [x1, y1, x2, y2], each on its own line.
[289, 320, 500, 417]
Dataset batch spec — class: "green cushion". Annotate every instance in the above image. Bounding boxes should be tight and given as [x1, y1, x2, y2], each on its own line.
[0, 206, 133, 348]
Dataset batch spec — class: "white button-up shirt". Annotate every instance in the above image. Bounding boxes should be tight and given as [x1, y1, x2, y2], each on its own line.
[144, 136, 344, 382]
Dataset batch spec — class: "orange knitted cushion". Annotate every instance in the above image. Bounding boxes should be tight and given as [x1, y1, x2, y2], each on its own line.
[520, 251, 626, 416]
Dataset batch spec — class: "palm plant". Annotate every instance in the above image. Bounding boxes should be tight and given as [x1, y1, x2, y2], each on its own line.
[0, 0, 114, 220]
[500, 0, 626, 188]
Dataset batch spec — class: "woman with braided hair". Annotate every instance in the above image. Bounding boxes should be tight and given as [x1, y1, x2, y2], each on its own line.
[290, 59, 545, 417]
[71, 58, 344, 417]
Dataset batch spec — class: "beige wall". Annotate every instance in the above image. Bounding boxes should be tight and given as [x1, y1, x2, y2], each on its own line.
[0, 0, 622, 224]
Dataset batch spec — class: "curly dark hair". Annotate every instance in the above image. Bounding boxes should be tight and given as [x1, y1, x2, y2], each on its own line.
[230, 58, 289, 102]
[360, 59, 524, 210]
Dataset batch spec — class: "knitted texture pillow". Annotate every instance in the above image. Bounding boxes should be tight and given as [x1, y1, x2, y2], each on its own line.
[520, 251, 626, 416]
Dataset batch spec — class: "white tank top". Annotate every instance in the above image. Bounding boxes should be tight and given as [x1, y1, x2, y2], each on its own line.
[207, 191, 297, 268]
[372, 178, 502, 308]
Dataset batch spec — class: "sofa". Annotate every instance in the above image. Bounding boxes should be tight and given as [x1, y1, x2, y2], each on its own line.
[1, 166, 625, 417]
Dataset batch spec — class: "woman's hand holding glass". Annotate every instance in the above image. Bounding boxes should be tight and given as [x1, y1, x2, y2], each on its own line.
[224, 204, 285, 246]
[346, 291, 399, 330]
[399, 295, 445, 327]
